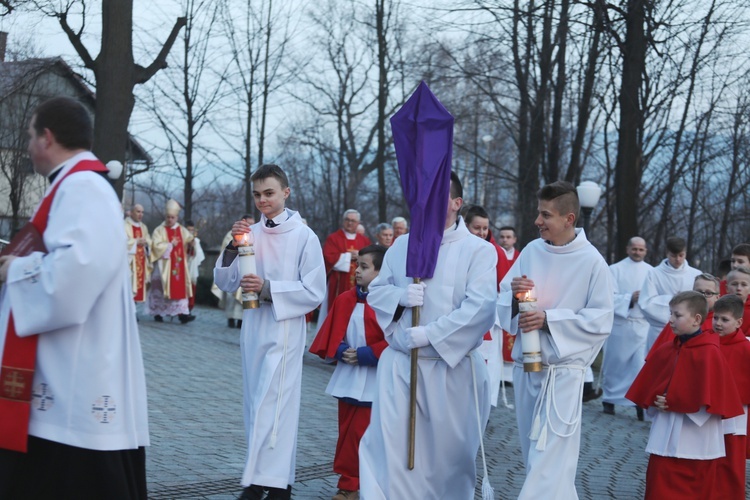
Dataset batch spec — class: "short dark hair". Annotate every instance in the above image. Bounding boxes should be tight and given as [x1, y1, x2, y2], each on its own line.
[359, 244, 386, 271]
[732, 243, 750, 259]
[713, 295, 744, 320]
[665, 236, 686, 254]
[450, 171, 463, 200]
[669, 291, 708, 323]
[717, 258, 732, 277]
[499, 226, 516, 235]
[33, 97, 93, 151]
[251, 164, 289, 189]
[464, 205, 489, 225]
[537, 181, 579, 221]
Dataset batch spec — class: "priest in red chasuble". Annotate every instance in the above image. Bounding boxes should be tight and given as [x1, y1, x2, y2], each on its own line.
[322, 209, 371, 311]
[147, 199, 195, 324]
[124, 203, 152, 302]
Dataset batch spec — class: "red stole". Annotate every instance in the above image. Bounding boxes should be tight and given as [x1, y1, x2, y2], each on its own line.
[627, 331, 743, 417]
[166, 225, 187, 300]
[309, 288, 387, 360]
[0, 159, 108, 452]
[322, 231, 371, 311]
[132, 225, 146, 302]
[647, 312, 713, 360]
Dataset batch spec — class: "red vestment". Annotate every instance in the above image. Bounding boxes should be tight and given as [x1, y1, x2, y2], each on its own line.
[646, 312, 713, 360]
[717, 330, 750, 497]
[132, 225, 146, 302]
[322, 230, 371, 311]
[309, 288, 385, 491]
[489, 233, 518, 361]
[629, 331, 743, 500]
[628, 330, 742, 416]
[166, 225, 187, 300]
[742, 298, 750, 336]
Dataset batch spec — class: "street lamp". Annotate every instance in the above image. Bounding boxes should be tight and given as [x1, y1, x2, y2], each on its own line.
[576, 181, 602, 234]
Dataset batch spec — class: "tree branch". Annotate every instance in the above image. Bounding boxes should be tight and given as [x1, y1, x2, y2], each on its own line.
[56, 8, 96, 69]
[134, 16, 187, 84]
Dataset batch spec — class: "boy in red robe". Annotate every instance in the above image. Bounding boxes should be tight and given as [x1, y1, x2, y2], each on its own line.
[309, 245, 387, 500]
[626, 291, 743, 500]
[647, 273, 720, 358]
[713, 295, 749, 499]
[725, 267, 750, 335]
[720, 243, 750, 295]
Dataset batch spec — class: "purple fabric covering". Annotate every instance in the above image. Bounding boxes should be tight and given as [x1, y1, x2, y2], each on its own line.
[390, 81, 454, 279]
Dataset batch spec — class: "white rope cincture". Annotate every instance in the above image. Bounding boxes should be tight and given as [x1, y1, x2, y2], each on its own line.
[471, 356, 494, 500]
[270, 320, 290, 449]
[529, 364, 586, 452]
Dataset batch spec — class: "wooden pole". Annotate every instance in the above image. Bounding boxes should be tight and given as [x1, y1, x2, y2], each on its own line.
[408, 277, 420, 470]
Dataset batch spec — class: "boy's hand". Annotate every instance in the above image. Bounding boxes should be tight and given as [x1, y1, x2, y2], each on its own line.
[231, 220, 252, 246]
[654, 395, 669, 412]
[341, 348, 358, 365]
[240, 273, 264, 293]
[519, 310, 546, 332]
[511, 275, 535, 299]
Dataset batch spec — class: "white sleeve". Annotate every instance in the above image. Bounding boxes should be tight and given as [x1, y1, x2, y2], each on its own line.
[332, 252, 351, 272]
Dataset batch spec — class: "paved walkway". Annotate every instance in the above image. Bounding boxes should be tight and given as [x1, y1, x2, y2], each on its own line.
[139, 305, 667, 499]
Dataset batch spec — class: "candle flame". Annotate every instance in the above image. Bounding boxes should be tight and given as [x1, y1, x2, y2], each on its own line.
[234, 230, 253, 246]
[521, 288, 536, 301]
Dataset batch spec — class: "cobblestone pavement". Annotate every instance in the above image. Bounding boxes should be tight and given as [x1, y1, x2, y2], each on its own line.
[138, 304, 737, 499]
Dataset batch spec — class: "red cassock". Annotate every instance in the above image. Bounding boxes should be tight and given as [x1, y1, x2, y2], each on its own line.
[322, 230, 371, 312]
[627, 332, 744, 500]
[309, 288, 386, 491]
[646, 312, 713, 360]
[488, 232, 518, 361]
[742, 299, 750, 336]
[717, 330, 750, 499]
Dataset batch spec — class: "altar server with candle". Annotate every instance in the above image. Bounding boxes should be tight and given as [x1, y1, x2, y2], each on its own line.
[214, 164, 326, 500]
[497, 180, 614, 500]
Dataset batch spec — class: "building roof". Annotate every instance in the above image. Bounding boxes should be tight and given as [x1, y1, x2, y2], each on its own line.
[0, 57, 151, 164]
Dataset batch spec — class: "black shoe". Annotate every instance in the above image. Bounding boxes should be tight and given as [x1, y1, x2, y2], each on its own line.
[154, 315, 163, 323]
[636, 407, 644, 421]
[236, 319, 243, 329]
[238, 485, 264, 500]
[582, 382, 602, 402]
[266, 485, 291, 500]
[228, 318, 236, 328]
[602, 402, 615, 415]
[178, 314, 195, 324]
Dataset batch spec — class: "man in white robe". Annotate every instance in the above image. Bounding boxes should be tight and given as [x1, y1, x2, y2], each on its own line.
[497, 181, 614, 500]
[638, 236, 702, 350]
[601, 237, 652, 418]
[214, 164, 325, 500]
[0, 97, 149, 498]
[359, 172, 497, 499]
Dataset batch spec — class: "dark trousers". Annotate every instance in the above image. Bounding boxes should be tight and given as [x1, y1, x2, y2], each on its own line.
[0, 436, 147, 499]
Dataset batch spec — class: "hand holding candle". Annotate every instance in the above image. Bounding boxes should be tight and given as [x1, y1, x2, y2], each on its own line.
[515, 277, 543, 372]
[235, 228, 260, 309]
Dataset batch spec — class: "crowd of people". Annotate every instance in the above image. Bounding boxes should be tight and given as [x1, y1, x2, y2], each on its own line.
[2, 95, 750, 500]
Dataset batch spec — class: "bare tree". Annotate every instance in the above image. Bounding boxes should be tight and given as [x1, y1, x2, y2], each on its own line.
[29, 0, 186, 197]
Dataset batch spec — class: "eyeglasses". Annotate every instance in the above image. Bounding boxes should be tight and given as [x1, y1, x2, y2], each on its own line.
[344, 218, 359, 223]
[695, 290, 719, 297]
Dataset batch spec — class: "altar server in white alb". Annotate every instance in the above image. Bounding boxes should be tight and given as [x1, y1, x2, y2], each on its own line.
[214, 164, 326, 500]
[359, 172, 497, 499]
[601, 236, 652, 419]
[497, 181, 614, 500]
[0, 97, 149, 498]
[638, 236, 702, 350]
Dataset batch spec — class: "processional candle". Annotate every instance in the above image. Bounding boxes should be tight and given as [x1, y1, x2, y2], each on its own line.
[234, 230, 260, 309]
[518, 288, 542, 372]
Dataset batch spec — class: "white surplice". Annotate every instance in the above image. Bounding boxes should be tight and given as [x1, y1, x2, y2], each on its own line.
[213, 209, 325, 489]
[646, 407, 725, 459]
[638, 259, 702, 350]
[359, 218, 497, 500]
[602, 257, 653, 406]
[0, 151, 149, 451]
[497, 228, 614, 500]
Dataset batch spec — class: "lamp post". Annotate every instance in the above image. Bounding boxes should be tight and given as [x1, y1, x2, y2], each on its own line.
[576, 181, 602, 235]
